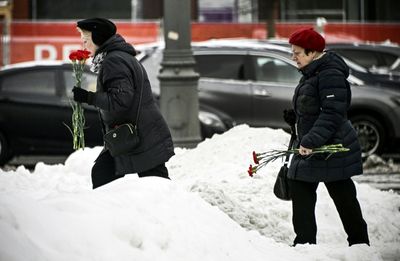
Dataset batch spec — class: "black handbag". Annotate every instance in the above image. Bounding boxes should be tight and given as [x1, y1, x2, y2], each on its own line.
[103, 64, 144, 157]
[104, 123, 140, 157]
[273, 132, 295, 201]
[273, 165, 291, 201]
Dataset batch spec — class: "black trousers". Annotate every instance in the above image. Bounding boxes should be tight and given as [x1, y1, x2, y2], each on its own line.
[91, 150, 170, 189]
[289, 178, 369, 246]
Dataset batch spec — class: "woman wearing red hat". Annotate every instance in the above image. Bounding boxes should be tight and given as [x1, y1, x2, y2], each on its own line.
[72, 18, 174, 188]
[286, 27, 369, 246]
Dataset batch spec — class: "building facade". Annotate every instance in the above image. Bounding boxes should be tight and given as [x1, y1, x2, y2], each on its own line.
[10, 0, 400, 22]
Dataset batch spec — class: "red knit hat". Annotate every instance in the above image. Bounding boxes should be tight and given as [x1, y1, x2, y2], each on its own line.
[289, 28, 325, 52]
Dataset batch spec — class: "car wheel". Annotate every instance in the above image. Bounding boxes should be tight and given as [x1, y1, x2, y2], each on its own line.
[350, 115, 385, 158]
[0, 131, 12, 166]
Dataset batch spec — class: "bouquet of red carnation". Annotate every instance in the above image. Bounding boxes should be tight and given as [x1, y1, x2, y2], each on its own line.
[68, 49, 91, 150]
[247, 144, 349, 177]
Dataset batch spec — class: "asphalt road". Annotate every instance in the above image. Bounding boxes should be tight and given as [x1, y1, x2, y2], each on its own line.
[353, 173, 400, 193]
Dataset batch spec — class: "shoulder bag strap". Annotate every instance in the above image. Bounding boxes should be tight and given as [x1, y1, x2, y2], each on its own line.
[134, 63, 144, 127]
[284, 131, 295, 166]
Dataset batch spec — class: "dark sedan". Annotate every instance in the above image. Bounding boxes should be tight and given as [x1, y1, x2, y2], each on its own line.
[327, 42, 400, 90]
[138, 39, 400, 157]
[0, 60, 235, 165]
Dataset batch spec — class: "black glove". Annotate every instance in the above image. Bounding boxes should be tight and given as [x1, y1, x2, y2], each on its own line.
[72, 86, 94, 104]
[283, 108, 296, 127]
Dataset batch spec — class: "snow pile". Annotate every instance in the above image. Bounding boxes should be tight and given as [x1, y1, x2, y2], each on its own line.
[1, 125, 399, 261]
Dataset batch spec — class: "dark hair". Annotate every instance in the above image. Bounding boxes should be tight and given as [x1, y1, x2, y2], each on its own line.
[304, 49, 312, 55]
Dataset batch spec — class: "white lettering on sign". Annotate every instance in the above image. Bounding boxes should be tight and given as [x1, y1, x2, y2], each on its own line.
[35, 44, 57, 60]
[34, 44, 82, 61]
[63, 45, 82, 61]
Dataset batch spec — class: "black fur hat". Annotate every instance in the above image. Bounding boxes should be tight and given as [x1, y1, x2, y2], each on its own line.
[77, 18, 116, 46]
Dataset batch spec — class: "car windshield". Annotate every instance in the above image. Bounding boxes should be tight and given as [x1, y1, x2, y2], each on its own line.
[390, 58, 400, 73]
[334, 48, 400, 75]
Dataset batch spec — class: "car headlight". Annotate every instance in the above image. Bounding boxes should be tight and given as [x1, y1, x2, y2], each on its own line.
[198, 111, 225, 129]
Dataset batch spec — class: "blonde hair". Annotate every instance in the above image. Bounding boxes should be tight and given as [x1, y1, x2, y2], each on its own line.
[77, 27, 91, 40]
[76, 26, 98, 53]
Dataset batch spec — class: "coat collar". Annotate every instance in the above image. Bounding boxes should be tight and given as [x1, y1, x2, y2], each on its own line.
[299, 51, 350, 78]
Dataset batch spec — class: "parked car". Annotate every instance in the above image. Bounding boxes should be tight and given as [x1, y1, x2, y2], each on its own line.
[0, 60, 235, 165]
[138, 39, 400, 157]
[327, 42, 400, 89]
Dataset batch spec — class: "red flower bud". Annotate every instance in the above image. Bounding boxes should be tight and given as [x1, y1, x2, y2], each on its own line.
[248, 164, 254, 177]
[252, 151, 259, 164]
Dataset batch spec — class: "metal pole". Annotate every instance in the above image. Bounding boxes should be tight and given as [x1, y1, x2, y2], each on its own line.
[131, 0, 142, 21]
[360, 0, 365, 22]
[31, 0, 37, 20]
[158, 0, 201, 148]
[0, 0, 12, 66]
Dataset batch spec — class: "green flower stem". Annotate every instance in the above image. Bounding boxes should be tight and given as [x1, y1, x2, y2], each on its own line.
[71, 101, 85, 150]
[70, 61, 86, 150]
[253, 144, 349, 173]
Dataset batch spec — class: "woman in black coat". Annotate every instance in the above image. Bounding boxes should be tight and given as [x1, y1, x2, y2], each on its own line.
[73, 18, 174, 189]
[287, 28, 369, 246]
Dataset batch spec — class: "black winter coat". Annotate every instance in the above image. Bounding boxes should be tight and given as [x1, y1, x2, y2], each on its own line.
[288, 51, 363, 182]
[90, 34, 174, 175]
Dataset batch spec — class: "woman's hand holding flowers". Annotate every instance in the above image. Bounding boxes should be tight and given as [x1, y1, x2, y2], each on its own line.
[72, 86, 94, 105]
[299, 145, 312, 155]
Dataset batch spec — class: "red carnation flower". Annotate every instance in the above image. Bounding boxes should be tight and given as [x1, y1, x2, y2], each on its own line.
[248, 164, 254, 177]
[252, 151, 259, 164]
[69, 49, 91, 61]
[77, 49, 91, 60]
[69, 52, 78, 61]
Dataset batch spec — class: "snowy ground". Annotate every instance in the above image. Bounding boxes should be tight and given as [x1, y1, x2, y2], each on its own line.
[1, 125, 399, 261]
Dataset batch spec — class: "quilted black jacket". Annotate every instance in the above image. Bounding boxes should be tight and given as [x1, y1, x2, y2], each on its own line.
[91, 34, 174, 175]
[288, 51, 363, 182]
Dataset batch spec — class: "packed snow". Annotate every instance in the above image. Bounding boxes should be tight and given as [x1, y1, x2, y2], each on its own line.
[1, 125, 399, 261]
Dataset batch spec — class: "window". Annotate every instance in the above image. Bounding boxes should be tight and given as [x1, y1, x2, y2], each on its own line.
[381, 53, 399, 69]
[254, 57, 300, 83]
[391, 58, 400, 73]
[335, 49, 386, 69]
[194, 54, 246, 80]
[2, 70, 56, 95]
[336, 49, 400, 74]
